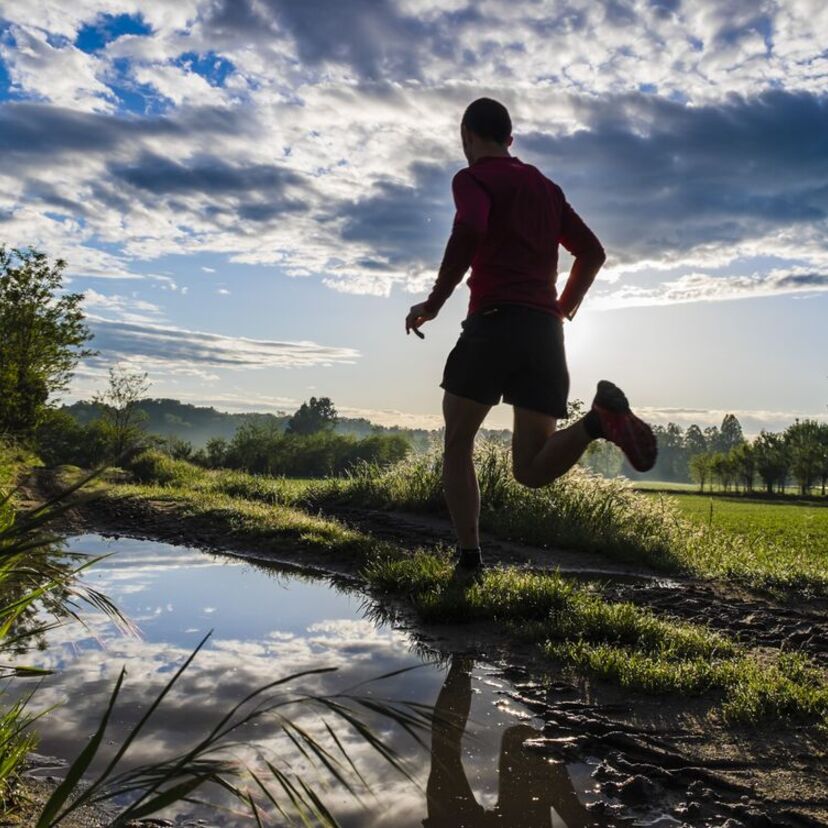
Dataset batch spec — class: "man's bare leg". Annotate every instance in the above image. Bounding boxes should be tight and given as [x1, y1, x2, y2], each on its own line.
[511, 406, 592, 489]
[442, 391, 491, 549]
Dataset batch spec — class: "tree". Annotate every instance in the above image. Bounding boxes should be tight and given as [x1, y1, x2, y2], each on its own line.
[703, 425, 721, 453]
[689, 452, 713, 492]
[729, 442, 755, 492]
[753, 431, 789, 494]
[93, 366, 151, 458]
[286, 396, 338, 436]
[710, 452, 735, 491]
[204, 437, 229, 468]
[0, 246, 95, 436]
[581, 440, 623, 477]
[818, 423, 828, 496]
[659, 422, 686, 481]
[684, 424, 707, 457]
[719, 414, 744, 453]
[785, 419, 823, 494]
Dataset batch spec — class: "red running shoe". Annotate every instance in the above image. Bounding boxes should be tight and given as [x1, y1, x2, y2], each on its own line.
[591, 380, 657, 472]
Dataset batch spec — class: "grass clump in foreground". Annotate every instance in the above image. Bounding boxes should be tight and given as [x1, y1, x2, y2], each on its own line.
[365, 551, 828, 726]
[110, 479, 386, 561]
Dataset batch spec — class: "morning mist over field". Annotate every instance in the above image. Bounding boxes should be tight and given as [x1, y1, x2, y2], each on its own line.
[0, 0, 826, 433]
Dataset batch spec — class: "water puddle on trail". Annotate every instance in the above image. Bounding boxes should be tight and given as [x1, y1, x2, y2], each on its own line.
[19, 535, 669, 827]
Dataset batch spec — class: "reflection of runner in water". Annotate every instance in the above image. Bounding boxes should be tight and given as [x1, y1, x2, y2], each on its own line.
[423, 656, 600, 827]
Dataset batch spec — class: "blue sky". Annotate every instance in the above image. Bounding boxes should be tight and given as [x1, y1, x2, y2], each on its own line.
[0, 1, 826, 432]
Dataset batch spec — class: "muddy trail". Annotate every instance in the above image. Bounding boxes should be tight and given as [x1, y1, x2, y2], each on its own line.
[22, 471, 828, 826]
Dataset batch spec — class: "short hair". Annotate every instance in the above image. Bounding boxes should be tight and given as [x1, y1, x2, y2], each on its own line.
[462, 98, 512, 144]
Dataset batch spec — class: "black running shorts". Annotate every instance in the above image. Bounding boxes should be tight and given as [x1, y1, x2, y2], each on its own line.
[440, 304, 570, 418]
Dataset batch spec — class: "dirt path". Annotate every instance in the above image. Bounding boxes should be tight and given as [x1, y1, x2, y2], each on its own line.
[22, 471, 828, 826]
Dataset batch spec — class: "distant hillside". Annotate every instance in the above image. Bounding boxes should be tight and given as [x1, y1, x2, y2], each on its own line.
[62, 397, 481, 451]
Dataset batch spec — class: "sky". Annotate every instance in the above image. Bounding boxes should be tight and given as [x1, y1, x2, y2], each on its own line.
[1, 0, 826, 434]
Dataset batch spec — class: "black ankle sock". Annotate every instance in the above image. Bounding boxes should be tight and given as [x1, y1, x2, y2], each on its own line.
[582, 409, 604, 440]
[457, 546, 483, 567]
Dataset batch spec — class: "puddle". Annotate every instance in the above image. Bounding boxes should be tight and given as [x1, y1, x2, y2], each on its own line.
[13, 535, 670, 826]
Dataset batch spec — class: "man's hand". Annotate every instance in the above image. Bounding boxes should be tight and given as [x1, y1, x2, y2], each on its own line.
[405, 302, 436, 339]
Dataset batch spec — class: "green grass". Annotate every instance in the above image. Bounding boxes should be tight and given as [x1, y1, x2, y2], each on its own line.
[660, 493, 828, 563]
[120, 449, 828, 597]
[305, 449, 828, 596]
[0, 442, 45, 811]
[365, 551, 828, 726]
[108, 480, 384, 561]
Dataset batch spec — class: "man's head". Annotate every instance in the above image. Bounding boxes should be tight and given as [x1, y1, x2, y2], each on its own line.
[461, 98, 513, 164]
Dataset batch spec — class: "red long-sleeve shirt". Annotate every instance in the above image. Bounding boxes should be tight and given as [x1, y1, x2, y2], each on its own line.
[423, 155, 605, 319]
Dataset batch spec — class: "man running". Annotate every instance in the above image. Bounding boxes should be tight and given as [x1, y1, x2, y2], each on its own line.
[405, 97, 656, 569]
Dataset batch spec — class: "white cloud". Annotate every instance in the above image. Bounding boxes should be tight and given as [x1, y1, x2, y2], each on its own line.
[1, 24, 113, 112]
[1, 0, 827, 305]
[593, 266, 828, 310]
[82, 287, 163, 322]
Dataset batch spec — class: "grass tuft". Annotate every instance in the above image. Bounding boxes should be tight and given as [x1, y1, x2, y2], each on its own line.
[365, 551, 828, 726]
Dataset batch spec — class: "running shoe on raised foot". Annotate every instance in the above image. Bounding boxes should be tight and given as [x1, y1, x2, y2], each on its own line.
[591, 380, 657, 472]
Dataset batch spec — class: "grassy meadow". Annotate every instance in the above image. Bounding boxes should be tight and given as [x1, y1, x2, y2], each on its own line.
[658, 491, 828, 558]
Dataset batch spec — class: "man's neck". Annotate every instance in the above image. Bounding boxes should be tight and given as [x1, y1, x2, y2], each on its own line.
[471, 147, 511, 163]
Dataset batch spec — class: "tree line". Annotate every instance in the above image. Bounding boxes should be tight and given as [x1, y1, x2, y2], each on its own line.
[167, 396, 411, 477]
[583, 411, 828, 495]
[688, 420, 828, 495]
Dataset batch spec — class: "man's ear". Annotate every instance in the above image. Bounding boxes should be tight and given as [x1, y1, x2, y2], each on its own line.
[506, 135, 514, 147]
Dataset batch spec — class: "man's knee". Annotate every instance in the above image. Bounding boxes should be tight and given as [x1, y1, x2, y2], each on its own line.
[444, 432, 474, 459]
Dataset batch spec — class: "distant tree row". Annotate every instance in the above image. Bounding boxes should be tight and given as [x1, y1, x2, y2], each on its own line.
[35, 380, 412, 478]
[689, 420, 828, 495]
[168, 397, 411, 477]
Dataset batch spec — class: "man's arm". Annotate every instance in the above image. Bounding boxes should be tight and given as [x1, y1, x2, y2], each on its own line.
[406, 171, 490, 336]
[556, 193, 606, 320]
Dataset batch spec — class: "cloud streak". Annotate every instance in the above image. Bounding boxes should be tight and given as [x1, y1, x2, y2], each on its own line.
[86, 317, 360, 374]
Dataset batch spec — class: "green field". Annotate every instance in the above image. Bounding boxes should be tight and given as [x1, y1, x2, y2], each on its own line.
[634, 480, 700, 492]
[635, 480, 826, 497]
[646, 492, 828, 561]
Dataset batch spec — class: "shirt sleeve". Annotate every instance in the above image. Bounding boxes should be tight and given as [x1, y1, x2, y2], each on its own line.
[558, 193, 603, 259]
[423, 171, 490, 315]
[555, 186, 605, 319]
